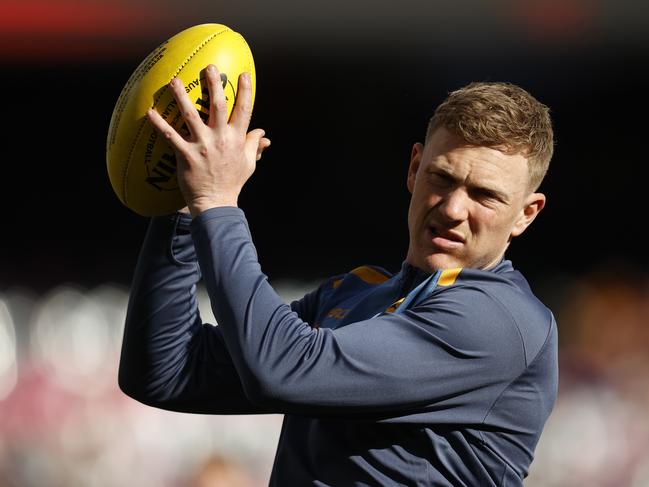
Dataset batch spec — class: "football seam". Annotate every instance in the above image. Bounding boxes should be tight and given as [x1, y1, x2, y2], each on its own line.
[122, 27, 236, 208]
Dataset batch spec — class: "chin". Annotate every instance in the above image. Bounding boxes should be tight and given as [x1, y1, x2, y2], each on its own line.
[408, 243, 463, 272]
[424, 255, 464, 271]
[407, 252, 462, 272]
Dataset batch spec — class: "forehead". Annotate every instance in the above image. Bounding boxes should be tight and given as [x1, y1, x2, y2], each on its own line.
[424, 128, 530, 193]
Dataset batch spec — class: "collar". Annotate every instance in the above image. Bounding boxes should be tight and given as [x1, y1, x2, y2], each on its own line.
[397, 261, 433, 296]
[396, 257, 513, 295]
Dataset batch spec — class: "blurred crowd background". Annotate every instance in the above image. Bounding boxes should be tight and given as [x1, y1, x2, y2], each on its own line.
[1, 0, 648, 485]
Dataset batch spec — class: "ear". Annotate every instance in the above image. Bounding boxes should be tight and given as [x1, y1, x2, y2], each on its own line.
[511, 192, 546, 238]
[407, 142, 424, 194]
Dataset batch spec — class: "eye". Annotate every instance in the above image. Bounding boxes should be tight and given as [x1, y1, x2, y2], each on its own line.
[471, 188, 503, 207]
[428, 172, 454, 187]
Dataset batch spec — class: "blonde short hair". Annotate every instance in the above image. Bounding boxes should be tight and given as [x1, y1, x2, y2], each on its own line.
[427, 82, 554, 191]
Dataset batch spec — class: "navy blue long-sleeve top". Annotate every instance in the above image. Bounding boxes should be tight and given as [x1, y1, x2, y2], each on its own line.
[118, 208, 558, 486]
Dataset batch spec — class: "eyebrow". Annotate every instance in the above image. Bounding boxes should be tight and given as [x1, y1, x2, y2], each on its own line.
[427, 167, 510, 203]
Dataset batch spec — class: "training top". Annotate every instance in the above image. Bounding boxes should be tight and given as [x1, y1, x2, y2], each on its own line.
[118, 207, 558, 487]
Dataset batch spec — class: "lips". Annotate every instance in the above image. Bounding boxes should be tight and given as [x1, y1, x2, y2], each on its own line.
[427, 225, 465, 250]
[429, 226, 465, 243]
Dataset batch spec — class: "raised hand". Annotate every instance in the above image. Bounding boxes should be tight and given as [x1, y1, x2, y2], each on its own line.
[146, 64, 271, 216]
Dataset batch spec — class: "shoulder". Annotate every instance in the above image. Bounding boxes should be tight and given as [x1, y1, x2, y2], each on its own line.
[303, 265, 394, 320]
[424, 264, 555, 365]
[316, 265, 393, 300]
[331, 265, 393, 289]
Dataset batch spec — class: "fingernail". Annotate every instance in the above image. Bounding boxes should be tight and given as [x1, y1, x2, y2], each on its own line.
[243, 72, 251, 84]
[208, 64, 216, 74]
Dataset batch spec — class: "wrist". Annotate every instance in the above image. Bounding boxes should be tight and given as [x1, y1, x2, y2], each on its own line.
[188, 195, 239, 217]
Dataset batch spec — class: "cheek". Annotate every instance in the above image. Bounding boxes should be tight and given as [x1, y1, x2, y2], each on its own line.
[409, 187, 427, 217]
[474, 209, 517, 242]
[407, 197, 425, 232]
[413, 184, 442, 213]
[470, 208, 502, 236]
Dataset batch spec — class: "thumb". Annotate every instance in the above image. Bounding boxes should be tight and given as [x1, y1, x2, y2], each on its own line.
[256, 137, 271, 161]
[245, 129, 266, 160]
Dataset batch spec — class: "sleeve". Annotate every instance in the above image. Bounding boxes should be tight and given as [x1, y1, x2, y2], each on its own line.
[190, 207, 527, 421]
[117, 212, 264, 414]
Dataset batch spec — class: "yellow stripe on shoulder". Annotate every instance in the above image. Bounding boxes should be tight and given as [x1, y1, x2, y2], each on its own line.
[438, 268, 462, 286]
[350, 266, 390, 285]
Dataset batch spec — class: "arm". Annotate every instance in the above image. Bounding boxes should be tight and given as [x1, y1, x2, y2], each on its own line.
[119, 65, 268, 414]
[117, 212, 263, 414]
[190, 208, 526, 419]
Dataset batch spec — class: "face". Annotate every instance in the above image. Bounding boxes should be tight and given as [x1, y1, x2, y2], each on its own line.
[406, 127, 545, 272]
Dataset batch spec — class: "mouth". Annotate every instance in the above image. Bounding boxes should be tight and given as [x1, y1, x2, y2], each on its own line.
[427, 225, 465, 249]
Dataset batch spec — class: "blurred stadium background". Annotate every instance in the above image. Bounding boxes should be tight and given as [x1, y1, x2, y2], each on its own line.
[1, 0, 648, 485]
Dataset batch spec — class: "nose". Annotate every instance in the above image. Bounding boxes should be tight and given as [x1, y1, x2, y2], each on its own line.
[437, 188, 469, 223]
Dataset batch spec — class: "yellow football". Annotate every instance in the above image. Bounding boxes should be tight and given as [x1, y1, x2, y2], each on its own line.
[106, 23, 255, 216]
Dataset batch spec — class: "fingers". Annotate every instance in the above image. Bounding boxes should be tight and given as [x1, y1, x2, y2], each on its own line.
[146, 107, 187, 151]
[168, 77, 206, 139]
[206, 64, 228, 129]
[230, 72, 253, 133]
[151, 67, 261, 171]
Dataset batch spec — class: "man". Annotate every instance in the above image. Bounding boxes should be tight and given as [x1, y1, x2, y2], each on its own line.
[119, 64, 558, 486]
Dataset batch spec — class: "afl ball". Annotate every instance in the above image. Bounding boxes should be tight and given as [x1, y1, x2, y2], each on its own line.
[106, 24, 255, 216]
